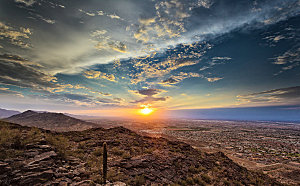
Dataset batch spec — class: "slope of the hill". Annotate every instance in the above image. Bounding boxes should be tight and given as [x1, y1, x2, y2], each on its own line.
[4, 110, 98, 132]
[0, 108, 20, 118]
[0, 120, 284, 185]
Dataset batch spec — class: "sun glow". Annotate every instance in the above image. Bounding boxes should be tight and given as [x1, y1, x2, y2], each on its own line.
[138, 105, 154, 115]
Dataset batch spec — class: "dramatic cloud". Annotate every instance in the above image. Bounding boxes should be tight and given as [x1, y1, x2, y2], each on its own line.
[160, 72, 201, 86]
[1, 0, 300, 112]
[206, 77, 223, 82]
[0, 87, 23, 97]
[131, 88, 169, 104]
[83, 70, 116, 82]
[272, 46, 300, 75]
[14, 0, 37, 6]
[237, 86, 300, 105]
[0, 21, 31, 48]
[138, 89, 162, 97]
[0, 54, 58, 90]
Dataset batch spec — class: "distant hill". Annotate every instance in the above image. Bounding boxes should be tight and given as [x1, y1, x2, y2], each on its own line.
[4, 110, 99, 131]
[0, 108, 20, 118]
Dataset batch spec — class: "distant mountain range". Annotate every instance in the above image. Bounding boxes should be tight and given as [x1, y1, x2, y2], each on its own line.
[4, 110, 99, 132]
[0, 108, 20, 118]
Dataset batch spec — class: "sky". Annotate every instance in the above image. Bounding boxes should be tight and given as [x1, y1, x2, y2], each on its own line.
[0, 0, 300, 120]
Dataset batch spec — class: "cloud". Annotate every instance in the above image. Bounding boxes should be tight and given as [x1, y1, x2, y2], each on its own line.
[138, 88, 161, 97]
[0, 54, 58, 91]
[160, 72, 201, 86]
[272, 47, 300, 65]
[90, 30, 107, 38]
[79, 9, 123, 20]
[237, 86, 300, 105]
[206, 77, 223, 82]
[272, 46, 300, 75]
[90, 90, 112, 97]
[28, 12, 56, 24]
[108, 41, 127, 53]
[97, 97, 124, 104]
[91, 30, 127, 53]
[133, 0, 191, 43]
[107, 14, 121, 19]
[79, 9, 96, 17]
[0, 21, 31, 48]
[130, 56, 202, 84]
[0, 87, 24, 97]
[131, 88, 168, 104]
[14, 0, 36, 6]
[162, 77, 178, 84]
[83, 70, 116, 82]
[39, 92, 125, 106]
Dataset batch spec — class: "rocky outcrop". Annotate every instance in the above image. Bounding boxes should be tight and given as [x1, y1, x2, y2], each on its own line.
[0, 136, 90, 185]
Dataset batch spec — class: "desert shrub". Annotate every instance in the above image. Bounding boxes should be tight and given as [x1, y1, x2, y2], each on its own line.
[93, 147, 103, 156]
[188, 165, 199, 173]
[22, 127, 42, 145]
[0, 127, 24, 159]
[144, 147, 155, 154]
[170, 183, 181, 186]
[255, 177, 264, 185]
[78, 142, 86, 149]
[86, 154, 102, 171]
[133, 175, 145, 186]
[90, 174, 102, 184]
[193, 177, 206, 186]
[178, 180, 188, 186]
[111, 146, 124, 156]
[46, 134, 70, 157]
[121, 151, 131, 159]
[233, 180, 242, 186]
[107, 168, 127, 182]
[223, 180, 231, 186]
[201, 174, 212, 184]
[71, 148, 85, 160]
[173, 161, 181, 169]
[132, 140, 140, 146]
[186, 176, 195, 185]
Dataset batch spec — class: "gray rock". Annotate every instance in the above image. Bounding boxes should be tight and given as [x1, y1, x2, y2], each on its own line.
[26, 151, 57, 166]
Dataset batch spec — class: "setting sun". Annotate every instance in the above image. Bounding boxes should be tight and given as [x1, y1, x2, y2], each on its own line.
[140, 107, 153, 115]
[138, 105, 154, 116]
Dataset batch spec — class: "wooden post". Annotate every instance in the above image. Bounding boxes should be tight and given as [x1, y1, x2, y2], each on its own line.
[103, 142, 107, 184]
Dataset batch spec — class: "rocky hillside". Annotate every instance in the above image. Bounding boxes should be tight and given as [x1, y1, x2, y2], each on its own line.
[4, 110, 98, 132]
[0, 120, 283, 185]
[0, 108, 20, 118]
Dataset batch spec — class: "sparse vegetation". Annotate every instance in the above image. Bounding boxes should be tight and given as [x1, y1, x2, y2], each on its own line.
[45, 134, 70, 158]
[0, 121, 284, 185]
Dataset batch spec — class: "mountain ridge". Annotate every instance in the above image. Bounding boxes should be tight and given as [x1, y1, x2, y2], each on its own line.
[4, 110, 99, 132]
[0, 108, 20, 118]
